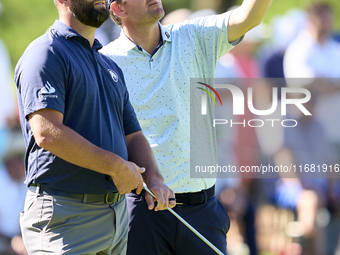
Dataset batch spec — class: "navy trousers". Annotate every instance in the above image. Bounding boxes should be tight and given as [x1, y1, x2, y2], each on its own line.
[126, 191, 230, 255]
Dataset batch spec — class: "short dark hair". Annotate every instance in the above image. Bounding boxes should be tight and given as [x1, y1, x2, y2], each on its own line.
[108, 0, 126, 27]
[307, 2, 332, 16]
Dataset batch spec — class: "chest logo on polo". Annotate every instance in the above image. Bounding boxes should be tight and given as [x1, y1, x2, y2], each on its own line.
[108, 69, 119, 83]
[38, 81, 58, 99]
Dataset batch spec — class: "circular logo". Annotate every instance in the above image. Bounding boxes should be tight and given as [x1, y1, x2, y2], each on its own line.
[108, 69, 119, 83]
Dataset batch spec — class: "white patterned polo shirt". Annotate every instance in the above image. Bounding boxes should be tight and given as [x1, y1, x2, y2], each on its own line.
[101, 12, 242, 193]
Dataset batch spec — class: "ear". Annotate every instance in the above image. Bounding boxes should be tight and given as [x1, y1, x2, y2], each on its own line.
[57, 0, 70, 7]
[110, 2, 127, 18]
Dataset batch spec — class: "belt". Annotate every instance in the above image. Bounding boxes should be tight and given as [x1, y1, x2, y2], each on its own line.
[175, 185, 215, 205]
[28, 184, 121, 205]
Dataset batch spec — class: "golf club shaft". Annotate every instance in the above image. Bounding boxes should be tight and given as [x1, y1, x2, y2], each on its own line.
[143, 183, 225, 255]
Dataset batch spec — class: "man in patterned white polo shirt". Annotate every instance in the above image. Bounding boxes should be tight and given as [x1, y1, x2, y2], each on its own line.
[101, 1, 272, 254]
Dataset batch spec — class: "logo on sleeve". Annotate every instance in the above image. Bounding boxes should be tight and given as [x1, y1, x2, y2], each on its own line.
[38, 81, 58, 99]
[108, 69, 119, 83]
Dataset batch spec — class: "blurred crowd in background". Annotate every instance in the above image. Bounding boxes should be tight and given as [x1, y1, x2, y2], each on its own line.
[212, 2, 340, 255]
[0, 1, 340, 255]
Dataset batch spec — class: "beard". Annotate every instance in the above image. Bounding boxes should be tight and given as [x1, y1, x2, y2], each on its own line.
[71, 0, 109, 28]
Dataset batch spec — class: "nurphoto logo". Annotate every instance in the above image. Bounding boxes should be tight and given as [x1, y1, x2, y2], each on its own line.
[197, 81, 312, 128]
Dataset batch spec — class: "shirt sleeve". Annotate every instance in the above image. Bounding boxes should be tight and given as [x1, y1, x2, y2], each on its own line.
[15, 42, 67, 119]
[183, 11, 243, 68]
[120, 70, 142, 136]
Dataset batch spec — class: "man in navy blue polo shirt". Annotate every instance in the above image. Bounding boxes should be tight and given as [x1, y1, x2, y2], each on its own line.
[14, 0, 175, 254]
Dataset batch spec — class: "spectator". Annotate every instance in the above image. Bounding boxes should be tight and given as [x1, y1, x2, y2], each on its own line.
[0, 33, 17, 163]
[263, 9, 306, 79]
[283, 2, 340, 151]
[215, 18, 268, 255]
[272, 86, 337, 255]
[0, 132, 27, 255]
[284, 2, 340, 78]
[283, 6, 340, 252]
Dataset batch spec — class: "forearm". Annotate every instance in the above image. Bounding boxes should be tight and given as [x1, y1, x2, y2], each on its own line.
[29, 110, 124, 177]
[44, 126, 122, 175]
[126, 131, 175, 210]
[126, 131, 164, 183]
[28, 107, 145, 194]
[237, 0, 273, 27]
[228, 0, 273, 42]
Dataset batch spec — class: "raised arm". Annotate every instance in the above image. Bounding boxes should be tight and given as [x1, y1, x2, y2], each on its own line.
[228, 0, 273, 43]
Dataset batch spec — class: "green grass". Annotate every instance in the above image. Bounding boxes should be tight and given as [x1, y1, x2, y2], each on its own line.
[0, 0, 57, 68]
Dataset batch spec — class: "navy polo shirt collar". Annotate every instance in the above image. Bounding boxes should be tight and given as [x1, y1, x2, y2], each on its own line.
[51, 20, 103, 51]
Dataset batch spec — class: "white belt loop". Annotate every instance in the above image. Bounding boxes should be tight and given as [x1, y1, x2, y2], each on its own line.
[35, 184, 40, 198]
